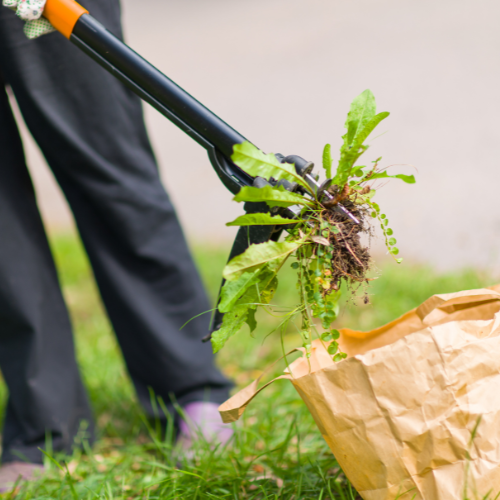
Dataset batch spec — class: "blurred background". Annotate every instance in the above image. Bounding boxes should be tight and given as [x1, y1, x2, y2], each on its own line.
[16, 0, 500, 270]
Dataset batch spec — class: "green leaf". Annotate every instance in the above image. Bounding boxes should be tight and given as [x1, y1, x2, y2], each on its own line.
[321, 332, 333, 341]
[333, 144, 367, 189]
[353, 166, 367, 177]
[367, 171, 416, 184]
[226, 213, 297, 227]
[351, 165, 371, 178]
[327, 341, 339, 355]
[233, 185, 311, 208]
[331, 329, 340, 340]
[322, 143, 333, 179]
[218, 268, 262, 313]
[211, 297, 253, 353]
[396, 258, 403, 264]
[386, 228, 394, 236]
[267, 254, 288, 274]
[390, 247, 400, 255]
[333, 90, 390, 190]
[231, 142, 311, 191]
[223, 241, 303, 281]
[211, 307, 245, 353]
[261, 275, 278, 304]
[353, 112, 390, 148]
[346, 90, 376, 145]
[388, 237, 397, 246]
[246, 309, 257, 332]
[212, 265, 281, 352]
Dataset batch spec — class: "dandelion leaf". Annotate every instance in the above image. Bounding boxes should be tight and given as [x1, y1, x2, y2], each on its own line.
[368, 171, 415, 184]
[246, 308, 257, 333]
[223, 241, 301, 281]
[211, 302, 250, 353]
[226, 213, 296, 227]
[213, 267, 279, 352]
[333, 90, 390, 189]
[231, 142, 310, 191]
[219, 269, 263, 313]
[322, 143, 332, 179]
[346, 89, 376, 145]
[233, 185, 310, 208]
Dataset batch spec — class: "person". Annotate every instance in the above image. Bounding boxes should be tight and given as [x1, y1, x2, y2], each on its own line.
[0, 0, 233, 491]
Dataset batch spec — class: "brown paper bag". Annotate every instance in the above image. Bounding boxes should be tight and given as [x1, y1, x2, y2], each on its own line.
[220, 287, 500, 499]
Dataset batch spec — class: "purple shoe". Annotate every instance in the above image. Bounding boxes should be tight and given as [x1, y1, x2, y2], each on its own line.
[177, 402, 234, 452]
[0, 462, 44, 493]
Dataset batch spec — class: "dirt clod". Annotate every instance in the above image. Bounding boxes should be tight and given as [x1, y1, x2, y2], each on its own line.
[322, 195, 371, 289]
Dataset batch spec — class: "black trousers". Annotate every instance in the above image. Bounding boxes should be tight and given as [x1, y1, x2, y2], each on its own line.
[0, 1, 230, 464]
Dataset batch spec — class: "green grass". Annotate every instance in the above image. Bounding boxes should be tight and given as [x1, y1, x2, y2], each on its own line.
[0, 230, 497, 499]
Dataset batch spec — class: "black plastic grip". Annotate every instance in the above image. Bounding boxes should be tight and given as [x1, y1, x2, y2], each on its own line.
[71, 14, 247, 157]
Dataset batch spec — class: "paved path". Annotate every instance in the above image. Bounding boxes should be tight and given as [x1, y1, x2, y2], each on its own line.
[19, 0, 500, 270]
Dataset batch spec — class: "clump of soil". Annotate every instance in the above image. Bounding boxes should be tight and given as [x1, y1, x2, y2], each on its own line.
[322, 186, 371, 289]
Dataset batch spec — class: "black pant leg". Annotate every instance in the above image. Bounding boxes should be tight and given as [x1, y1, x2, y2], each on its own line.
[0, 1, 230, 418]
[0, 79, 94, 464]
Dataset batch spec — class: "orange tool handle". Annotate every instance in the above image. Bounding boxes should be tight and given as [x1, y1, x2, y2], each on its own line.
[43, 0, 88, 39]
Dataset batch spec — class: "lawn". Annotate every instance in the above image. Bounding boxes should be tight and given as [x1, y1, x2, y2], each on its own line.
[0, 230, 496, 499]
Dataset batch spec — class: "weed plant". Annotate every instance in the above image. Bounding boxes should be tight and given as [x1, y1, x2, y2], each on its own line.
[212, 90, 415, 360]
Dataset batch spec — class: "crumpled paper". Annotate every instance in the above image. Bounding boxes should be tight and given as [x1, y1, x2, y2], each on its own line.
[220, 286, 500, 499]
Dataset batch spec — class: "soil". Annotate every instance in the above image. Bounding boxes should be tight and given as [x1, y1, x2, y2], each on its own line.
[322, 187, 372, 290]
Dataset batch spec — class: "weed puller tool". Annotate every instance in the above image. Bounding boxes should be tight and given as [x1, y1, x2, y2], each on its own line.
[42, 0, 358, 338]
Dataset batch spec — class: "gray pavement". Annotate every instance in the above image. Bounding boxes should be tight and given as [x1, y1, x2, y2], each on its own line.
[16, 0, 500, 270]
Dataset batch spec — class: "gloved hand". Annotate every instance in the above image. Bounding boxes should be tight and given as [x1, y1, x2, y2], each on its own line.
[3, 0, 55, 39]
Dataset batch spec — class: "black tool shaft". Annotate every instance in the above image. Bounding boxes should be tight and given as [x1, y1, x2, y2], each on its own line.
[71, 14, 247, 157]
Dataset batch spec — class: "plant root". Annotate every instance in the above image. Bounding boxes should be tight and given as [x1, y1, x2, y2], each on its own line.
[321, 193, 371, 291]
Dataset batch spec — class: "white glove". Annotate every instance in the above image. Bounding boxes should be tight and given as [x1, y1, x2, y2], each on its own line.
[3, 0, 56, 39]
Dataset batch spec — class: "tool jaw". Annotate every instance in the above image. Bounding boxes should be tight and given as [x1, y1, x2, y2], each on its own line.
[207, 147, 254, 195]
